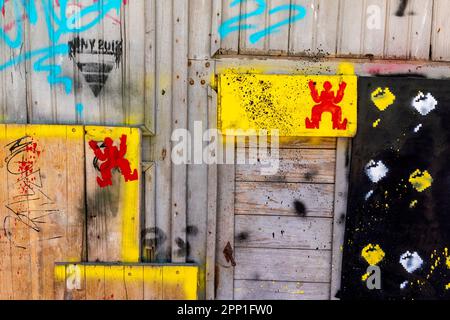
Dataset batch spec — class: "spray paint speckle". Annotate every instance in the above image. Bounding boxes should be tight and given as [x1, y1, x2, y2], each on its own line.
[373, 119, 381, 128]
[400, 281, 408, 289]
[365, 190, 374, 201]
[365, 160, 389, 183]
[412, 92, 437, 116]
[400, 251, 423, 273]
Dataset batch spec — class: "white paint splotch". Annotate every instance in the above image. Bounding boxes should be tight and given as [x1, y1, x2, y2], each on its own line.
[414, 124, 422, 133]
[365, 190, 374, 201]
[400, 251, 424, 273]
[400, 281, 408, 289]
[365, 160, 389, 183]
[412, 92, 437, 116]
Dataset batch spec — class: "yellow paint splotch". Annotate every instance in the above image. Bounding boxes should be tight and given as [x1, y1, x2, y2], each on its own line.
[371, 87, 396, 111]
[446, 283, 450, 290]
[361, 272, 370, 281]
[361, 244, 385, 266]
[337, 62, 355, 75]
[409, 169, 433, 192]
[410, 200, 418, 208]
[373, 119, 381, 128]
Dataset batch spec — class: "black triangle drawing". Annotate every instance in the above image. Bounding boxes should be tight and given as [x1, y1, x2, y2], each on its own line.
[76, 62, 114, 97]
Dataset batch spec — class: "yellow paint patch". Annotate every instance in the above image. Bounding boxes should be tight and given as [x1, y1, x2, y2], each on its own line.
[373, 119, 381, 128]
[371, 87, 396, 111]
[85, 127, 141, 263]
[446, 283, 450, 290]
[361, 244, 385, 266]
[55, 264, 198, 300]
[218, 74, 358, 137]
[410, 200, 418, 208]
[361, 272, 370, 281]
[409, 169, 433, 192]
[337, 62, 355, 75]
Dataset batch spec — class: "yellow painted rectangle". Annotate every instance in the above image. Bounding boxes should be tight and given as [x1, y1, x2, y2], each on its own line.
[55, 264, 198, 300]
[218, 74, 358, 137]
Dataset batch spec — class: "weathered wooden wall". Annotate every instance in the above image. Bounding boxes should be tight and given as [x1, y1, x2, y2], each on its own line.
[2, 0, 450, 300]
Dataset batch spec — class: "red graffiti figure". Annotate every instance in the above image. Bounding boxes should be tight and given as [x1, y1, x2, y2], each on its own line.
[89, 134, 138, 188]
[305, 80, 348, 130]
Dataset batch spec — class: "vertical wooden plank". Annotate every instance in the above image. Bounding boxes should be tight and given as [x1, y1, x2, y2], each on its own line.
[123, 0, 146, 127]
[189, 0, 212, 59]
[27, 1, 56, 123]
[144, 0, 157, 133]
[215, 161, 235, 300]
[330, 138, 351, 300]
[143, 164, 157, 262]
[266, 0, 291, 55]
[205, 87, 218, 300]
[5, 125, 32, 300]
[216, 0, 241, 55]
[104, 265, 126, 300]
[144, 265, 163, 299]
[314, 0, 340, 57]
[187, 60, 212, 299]
[162, 266, 198, 300]
[384, 0, 433, 60]
[99, 3, 125, 126]
[431, 0, 450, 61]
[0, 1, 28, 123]
[289, 0, 316, 55]
[337, 0, 364, 56]
[154, 0, 173, 262]
[171, 0, 189, 263]
[124, 265, 144, 300]
[66, 126, 86, 264]
[85, 265, 105, 300]
[239, 0, 268, 54]
[362, 0, 387, 57]
[85, 127, 141, 263]
[0, 124, 13, 299]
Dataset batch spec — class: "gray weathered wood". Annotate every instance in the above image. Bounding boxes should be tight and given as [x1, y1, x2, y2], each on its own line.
[235, 247, 331, 283]
[235, 182, 334, 218]
[330, 138, 352, 300]
[235, 215, 332, 250]
[235, 280, 330, 300]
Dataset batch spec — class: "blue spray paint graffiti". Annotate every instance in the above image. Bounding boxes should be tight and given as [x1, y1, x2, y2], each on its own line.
[218, 0, 307, 44]
[0, 0, 123, 94]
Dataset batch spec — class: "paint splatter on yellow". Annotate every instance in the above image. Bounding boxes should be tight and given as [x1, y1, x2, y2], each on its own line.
[410, 200, 418, 208]
[218, 74, 358, 137]
[362, 244, 385, 265]
[373, 119, 381, 128]
[409, 169, 433, 192]
[371, 87, 396, 111]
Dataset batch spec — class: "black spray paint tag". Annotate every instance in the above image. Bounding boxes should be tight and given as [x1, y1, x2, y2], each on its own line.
[341, 77, 450, 300]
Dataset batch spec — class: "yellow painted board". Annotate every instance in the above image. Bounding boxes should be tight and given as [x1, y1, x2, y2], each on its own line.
[218, 74, 358, 137]
[55, 264, 198, 300]
[85, 126, 141, 263]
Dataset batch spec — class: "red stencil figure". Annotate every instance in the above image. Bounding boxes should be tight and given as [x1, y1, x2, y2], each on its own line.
[89, 134, 138, 188]
[305, 80, 348, 130]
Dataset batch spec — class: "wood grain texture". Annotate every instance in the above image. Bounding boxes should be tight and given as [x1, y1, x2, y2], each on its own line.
[235, 215, 332, 250]
[234, 247, 331, 283]
[236, 148, 336, 183]
[234, 280, 330, 300]
[235, 182, 334, 217]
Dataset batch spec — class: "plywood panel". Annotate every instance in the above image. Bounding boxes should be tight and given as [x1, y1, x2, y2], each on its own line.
[235, 280, 330, 300]
[85, 126, 141, 263]
[235, 215, 332, 250]
[235, 182, 334, 217]
[234, 247, 331, 282]
[236, 148, 336, 183]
